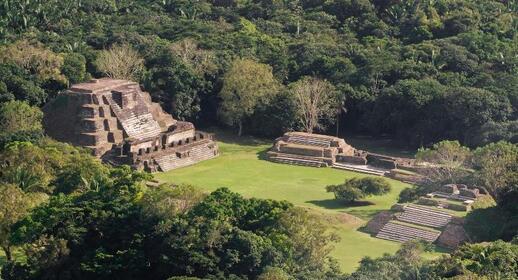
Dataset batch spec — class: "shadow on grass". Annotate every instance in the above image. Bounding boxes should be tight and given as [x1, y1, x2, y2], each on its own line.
[345, 134, 416, 158]
[307, 199, 375, 210]
[256, 148, 270, 161]
[345, 209, 384, 220]
[205, 127, 273, 147]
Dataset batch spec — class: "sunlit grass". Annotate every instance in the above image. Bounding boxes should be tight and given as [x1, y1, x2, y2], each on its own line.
[155, 132, 448, 272]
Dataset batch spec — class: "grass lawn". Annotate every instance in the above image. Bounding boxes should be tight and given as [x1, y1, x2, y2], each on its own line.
[155, 132, 444, 273]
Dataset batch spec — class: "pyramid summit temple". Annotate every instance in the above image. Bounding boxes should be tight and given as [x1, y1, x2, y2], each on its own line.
[43, 78, 218, 172]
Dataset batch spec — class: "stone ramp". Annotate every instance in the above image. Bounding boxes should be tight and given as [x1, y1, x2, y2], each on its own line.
[376, 221, 441, 243]
[105, 93, 162, 140]
[285, 134, 331, 148]
[397, 205, 453, 228]
[268, 152, 327, 167]
[154, 142, 217, 171]
[332, 162, 388, 176]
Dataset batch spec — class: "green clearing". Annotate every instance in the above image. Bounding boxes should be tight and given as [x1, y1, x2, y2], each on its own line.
[155, 133, 445, 273]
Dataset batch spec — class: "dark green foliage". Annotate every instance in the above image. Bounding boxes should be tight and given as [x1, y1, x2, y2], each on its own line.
[0, 130, 44, 151]
[432, 241, 518, 279]
[348, 240, 518, 280]
[0, 0, 515, 144]
[3, 185, 342, 280]
[397, 187, 420, 203]
[61, 53, 88, 84]
[144, 49, 210, 121]
[0, 65, 47, 106]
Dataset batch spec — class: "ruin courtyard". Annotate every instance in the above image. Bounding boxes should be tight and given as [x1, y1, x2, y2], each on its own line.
[39, 80, 481, 273]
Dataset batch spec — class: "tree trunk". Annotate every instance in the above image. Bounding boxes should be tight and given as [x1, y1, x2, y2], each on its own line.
[2, 245, 12, 262]
[238, 121, 243, 137]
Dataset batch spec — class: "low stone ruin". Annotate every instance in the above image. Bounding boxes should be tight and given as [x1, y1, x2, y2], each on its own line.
[43, 78, 218, 172]
[267, 132, 416, 176]
[267, 132, 355, 167]
[376, 221, 442, 243]
[425, 183, 486, 211]
[369, 203, 468, 248]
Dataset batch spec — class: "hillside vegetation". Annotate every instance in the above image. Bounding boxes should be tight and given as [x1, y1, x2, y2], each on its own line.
[0, 0, 516, 146]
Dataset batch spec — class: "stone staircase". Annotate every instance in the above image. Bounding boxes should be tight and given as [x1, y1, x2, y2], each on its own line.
[286, 135, 331, 148]
[397, 205, 453, 228]
[376, 221, 441, 243]
[268, 152, 327, 167]
[105, 94, 162, 140]
[332, 162, 388, 176]
[154, 142, 217, 171]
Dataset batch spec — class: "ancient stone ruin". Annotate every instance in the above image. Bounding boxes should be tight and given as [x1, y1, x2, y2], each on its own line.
[367, 203, 468, 249]
[424, 183, 487, 211]
[43, 78, 218, 172]
[267, 132, 356, 167]
[268, 132, 416, 176]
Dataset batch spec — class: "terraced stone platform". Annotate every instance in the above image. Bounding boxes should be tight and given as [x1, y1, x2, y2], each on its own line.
[332, 162, 388, 176]
[44, 78, 218, 172]
[376, 221, 441, 243]
[397, 204, 453, 228]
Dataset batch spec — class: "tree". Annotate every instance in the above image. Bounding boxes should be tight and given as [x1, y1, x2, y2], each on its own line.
[0, 184, 31, 261]
[0, 100, 43, 135]
[416, 140, 472, 185]
[326, 177, 391, 203]
[326, 184, 365, 203]
[0, 64, 47, 106]
[278, 208, 340, 275]
[257, 267, 290, 280]
[61, 53, 87, 85]
[96, 43, 144, 81]
[144, 49, 209, 121]
[6, 187, 344, 280]
[170, 38, 217, 76]
[471, 141, 518, 206]
[0, 40, 67, 85]
[219, 58, 279, 136]
[289, 76, 339, 133]
[349, 240, 431, 280]
[433, 241, 518, 279]
[140, 184, 206, 221]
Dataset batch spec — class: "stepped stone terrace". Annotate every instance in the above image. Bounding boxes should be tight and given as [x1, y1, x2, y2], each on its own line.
[367, 203, 468, 248]
[267, 131, 416, 177]
[43, 78, 218, 172]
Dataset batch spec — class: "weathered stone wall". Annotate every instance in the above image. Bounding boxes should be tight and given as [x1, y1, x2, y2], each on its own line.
[166, 129, 195, 144]
[366, 154, 397, 169]
[336, 155, 367, 165]
[278, 143, 324, 157]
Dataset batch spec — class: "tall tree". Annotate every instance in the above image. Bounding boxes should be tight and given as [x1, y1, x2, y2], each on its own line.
[219, 58, 279, 136]
[96, 44, 144, 81]
[0, 184, 30, 261]
[471, 141, 518, 203]
[416, 140, 472, 184]
[289, 76, 339, 133]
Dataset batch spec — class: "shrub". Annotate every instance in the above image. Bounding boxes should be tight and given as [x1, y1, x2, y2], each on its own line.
[326, 177, 391, 203]
[398, 187, 420, 203]
[326, 184, 364, 203]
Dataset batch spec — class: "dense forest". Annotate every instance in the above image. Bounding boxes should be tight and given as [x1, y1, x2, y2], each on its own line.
[0, 0, 516, 146]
